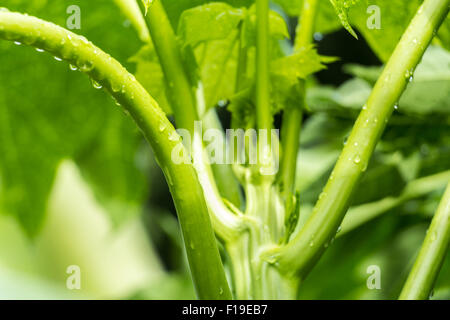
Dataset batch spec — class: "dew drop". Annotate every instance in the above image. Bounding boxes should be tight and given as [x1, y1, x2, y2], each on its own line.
[128, 74, 136, 82]
[313, 32, 324, 41]
[168, 132, 179, 142]
[336, 226, 342, 234]
[79, 60, 94, 72]
[79, 35, 89, 44]
[69, 64, 78, 71]
[353, 155, 361, 164]
[54, 56, 63, 61]
[343, 137, 348, 146]
[159, 121, 168, 132]
[394, 103, 399, 110]
[362, 104, 367, 110]
[91, 79, 102, 89]
[35, 48, 44, 52]
[430, 231, 437, 242]
[219, 287, 224, 295]
[112, 97, 121, 106]
[165, 170, 174, 186]
[217, 100, 228, 108]
[361, 163, 368, 172]
[111, 81, 121, 93]
[14, 41, 21, 46]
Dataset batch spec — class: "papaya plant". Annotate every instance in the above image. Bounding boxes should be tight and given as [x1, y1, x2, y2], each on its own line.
[0, 0, 449, 300]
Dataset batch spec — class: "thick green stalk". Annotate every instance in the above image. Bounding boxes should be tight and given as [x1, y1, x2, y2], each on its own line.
[138, 0, 197, 133]
[255, 0, 272, 131]
[0, 11, 231, 300]
[277, 0, 450, 279]
[140, 0, 243, 209]
[278, 0, 318, 197]
[196, 85, 244, 209]
[399, 182, 450, 300]
[294, 0, 319, 51]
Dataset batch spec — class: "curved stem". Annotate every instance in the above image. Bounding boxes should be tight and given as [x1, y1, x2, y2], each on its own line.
[400, 182, 450, 300]
[0, 10, 231, 300]
[276, 0, 450, 280]
[255, 0, 272, 131]
[196, 84, 244, 209]
[139, 0, 244, 234]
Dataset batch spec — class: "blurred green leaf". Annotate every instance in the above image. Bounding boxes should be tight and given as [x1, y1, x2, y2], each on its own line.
[161, 0, 253, 29]
[129, 43, 173, 115]
[310, 46, 450, 116]
[0, 0, 149, 234]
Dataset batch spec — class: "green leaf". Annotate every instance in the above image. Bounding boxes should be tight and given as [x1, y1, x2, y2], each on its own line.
[196, 34, 240, 111]
[177, 2, 245, 48]
[329, 0, 361, 39]
[271, 46, 337, 112]
[272, 0, 302, 16]
[347, 0, 423, 61]
[271, 46, 336, 80]
[161, 0, 253, 29]
[129, 44, 173, 115]
[307, 78, 371, 116]
[316, 1, 450, 62]
[141, 0, 155, 15]
[344, 46, 450, 115]
[0, 0, 149, 235]
[228, 87, 256, 129]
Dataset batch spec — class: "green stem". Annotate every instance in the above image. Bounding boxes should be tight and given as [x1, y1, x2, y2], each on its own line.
[139, 0, 198, 133]
[294, 0, 319, 50]
[140, 1, 243, 209]
[196, 84, 244, 209]
[0, 10, 231, 300]
[399, 182, 450, 300]
[277, 0, 450, 280]
[278, 0, 318, 197]
[113, 0, 150, 42]
[255, 0, 272, 131]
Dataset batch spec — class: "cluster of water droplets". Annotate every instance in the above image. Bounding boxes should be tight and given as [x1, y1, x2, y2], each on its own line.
[1, 12, 150, 124]
[404, 68, 415, 83]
